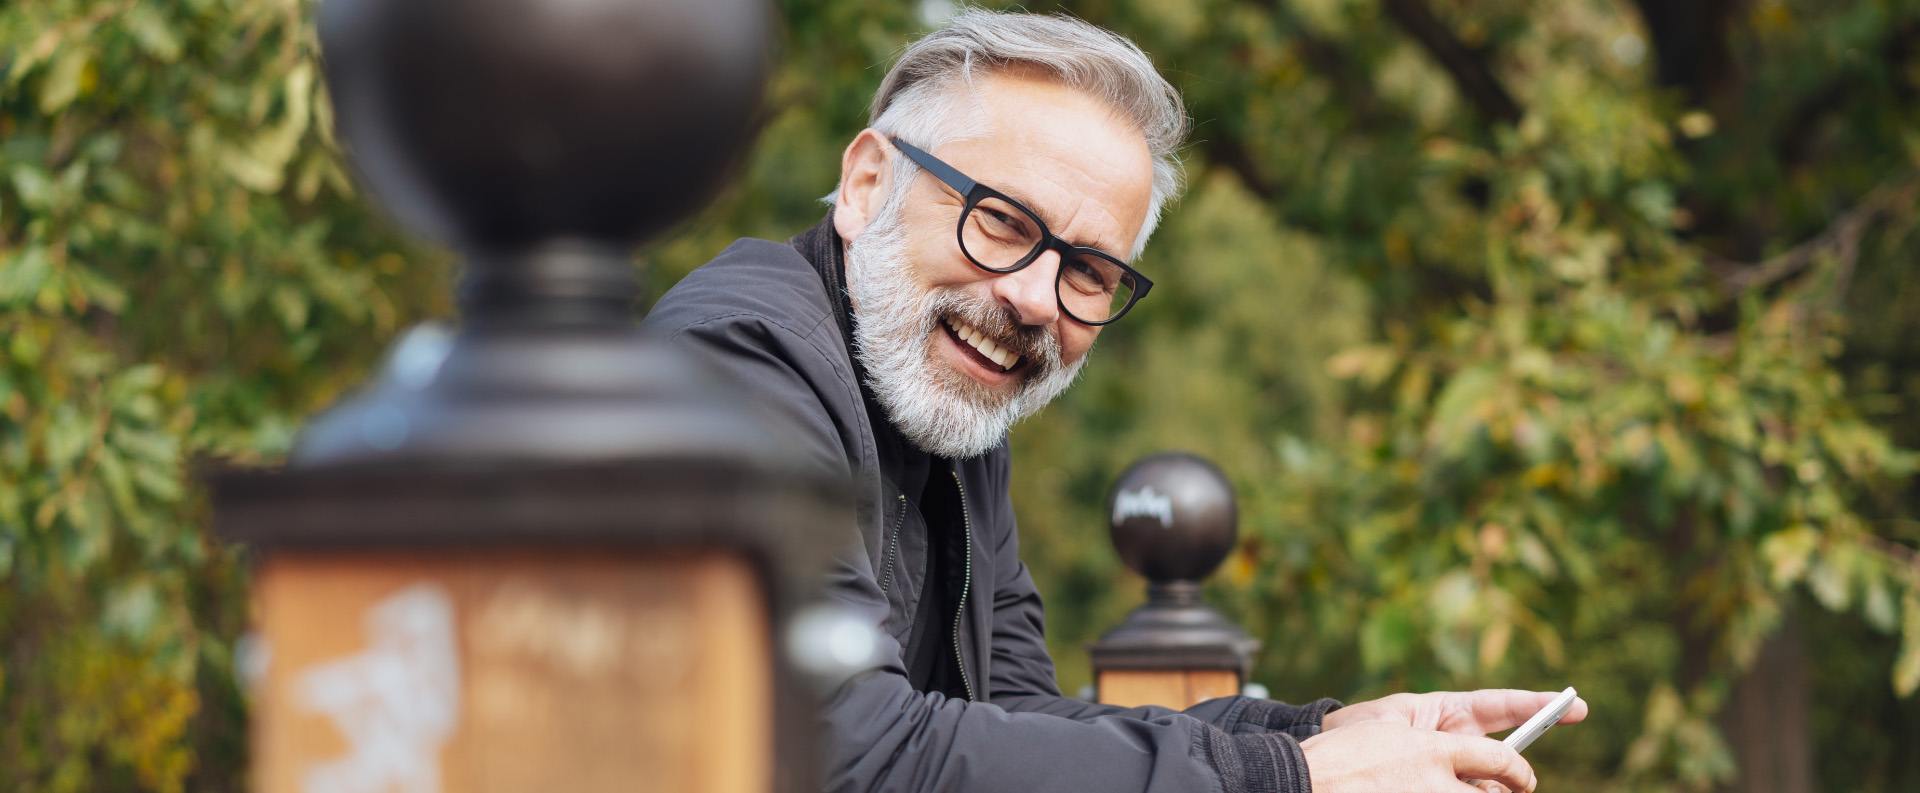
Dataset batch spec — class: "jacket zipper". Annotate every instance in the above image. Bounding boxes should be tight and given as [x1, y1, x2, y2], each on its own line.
[949, 469, 976, 703]
[877, 494, 908, 597]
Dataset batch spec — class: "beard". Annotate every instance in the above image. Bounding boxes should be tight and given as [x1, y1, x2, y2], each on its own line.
[843, 200, 1088, 459]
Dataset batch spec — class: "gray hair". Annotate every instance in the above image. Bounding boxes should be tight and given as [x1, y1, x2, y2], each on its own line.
[833, 9, 1189, 259]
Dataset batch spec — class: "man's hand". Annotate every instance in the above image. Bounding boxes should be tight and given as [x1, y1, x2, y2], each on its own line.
[1301, 720, 1537, 793]
[1322, 689, 1589, 737]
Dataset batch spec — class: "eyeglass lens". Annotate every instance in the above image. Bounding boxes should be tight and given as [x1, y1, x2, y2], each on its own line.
[960, 197, 1137, 323]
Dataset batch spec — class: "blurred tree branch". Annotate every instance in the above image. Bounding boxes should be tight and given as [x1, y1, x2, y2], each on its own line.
[1201, 134, 1277, 201]
[1261, 0, 1386, 125]
[1204, 2, 1416, 224]
[1709, 173, 1920, 297]
[1628, 0, 1744, 108]
[1380, 0, 1521, 126]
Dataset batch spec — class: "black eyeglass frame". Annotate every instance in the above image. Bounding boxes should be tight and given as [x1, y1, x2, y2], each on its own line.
[888, 136, 1154, 326]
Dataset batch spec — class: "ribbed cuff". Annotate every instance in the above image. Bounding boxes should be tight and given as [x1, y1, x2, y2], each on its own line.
[1235, 697, 1344, 739]
[1199, 728, 1314, 793]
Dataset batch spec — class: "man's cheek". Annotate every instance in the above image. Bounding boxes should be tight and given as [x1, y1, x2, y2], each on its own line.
[1061, 327, 1097, 365]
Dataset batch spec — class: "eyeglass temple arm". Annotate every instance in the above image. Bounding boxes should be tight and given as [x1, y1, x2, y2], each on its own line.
[889, 137, 978, 197]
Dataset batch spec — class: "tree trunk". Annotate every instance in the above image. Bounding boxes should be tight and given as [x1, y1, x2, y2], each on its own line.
[1719, 611, 1814, 793]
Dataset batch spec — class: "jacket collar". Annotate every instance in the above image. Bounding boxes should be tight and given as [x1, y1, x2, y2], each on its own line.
[792, 211, 858, 366]
[792, 212, 940, 487]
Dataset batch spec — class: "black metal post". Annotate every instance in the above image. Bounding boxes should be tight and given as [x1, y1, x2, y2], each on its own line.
[207, 1, 856, 791]
[1090, 453, 1260, 706]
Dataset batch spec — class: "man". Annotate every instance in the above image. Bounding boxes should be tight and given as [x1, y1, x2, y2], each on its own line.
[643, 10, 1586, 793]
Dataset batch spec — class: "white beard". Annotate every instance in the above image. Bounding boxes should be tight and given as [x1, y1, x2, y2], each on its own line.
[843, 201, 1087, 459]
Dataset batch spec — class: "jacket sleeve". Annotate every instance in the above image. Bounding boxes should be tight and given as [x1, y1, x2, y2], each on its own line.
[654, 311, 1317, 793]
[979, 451, 1342, 741]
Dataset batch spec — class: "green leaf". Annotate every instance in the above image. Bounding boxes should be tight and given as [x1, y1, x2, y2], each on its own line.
[38, 48, 89, 115]
[1807, 548, 1852, 611]
[46, 406, 92, 474]
[1864, 577, 1897, 633]
[1896, 592, 1920, 697]
[58, 486, 110, 571]
[131, 463, 185, 503]
[271, 284, 310, 330]
[9, 323, 45, 365]
[1428, 367, 1499, 454]
[67, 264, 127, 314]
[226, 62, 317, 193]
[11, 166, 54, 211]
[0, 247, 53, 305]
[110, 426, 180, 466]
[103, 580, 161, 639]
[123, 4, 184, 62]
[95, 450, 139, 519]
[108, 364, 166, 401]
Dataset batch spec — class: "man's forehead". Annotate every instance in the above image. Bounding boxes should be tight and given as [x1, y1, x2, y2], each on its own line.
[937, 73, 1153, 251]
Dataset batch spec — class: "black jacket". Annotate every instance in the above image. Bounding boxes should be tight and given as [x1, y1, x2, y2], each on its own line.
[642, 215, 1335, 793]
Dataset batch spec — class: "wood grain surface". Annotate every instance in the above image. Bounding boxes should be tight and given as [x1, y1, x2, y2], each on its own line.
[251, 549, 767, 793]
[1097, 669, 1241, 710]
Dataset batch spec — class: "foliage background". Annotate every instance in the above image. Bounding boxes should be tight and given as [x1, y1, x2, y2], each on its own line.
[3, 0, 1918, 791]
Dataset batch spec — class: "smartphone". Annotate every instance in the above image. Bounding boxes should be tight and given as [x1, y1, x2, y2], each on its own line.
[1503, 687, 1578, 753]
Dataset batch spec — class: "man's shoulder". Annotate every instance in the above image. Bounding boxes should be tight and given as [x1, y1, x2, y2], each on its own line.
[643, 236, 838, 343]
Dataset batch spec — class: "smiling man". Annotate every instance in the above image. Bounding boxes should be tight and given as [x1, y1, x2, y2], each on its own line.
[643, 10, 1583, 793]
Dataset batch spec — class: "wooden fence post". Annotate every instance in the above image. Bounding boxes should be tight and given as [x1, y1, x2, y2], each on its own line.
[207, 1, 858, 791]
[1090, 453, 1259, 709]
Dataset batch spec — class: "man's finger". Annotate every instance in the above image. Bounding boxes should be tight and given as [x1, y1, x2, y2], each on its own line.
[1456, 778, 1512, 793]
[1460, 689, 1590, 732]
[1444, 733, 1537, 793]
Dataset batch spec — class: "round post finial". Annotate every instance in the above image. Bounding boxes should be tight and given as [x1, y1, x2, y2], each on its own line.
[1091, 453, 1257, 690]
[319, 0, 770, 325]
[1108, 452, 1239, 590]
[290, 0, 784, 467]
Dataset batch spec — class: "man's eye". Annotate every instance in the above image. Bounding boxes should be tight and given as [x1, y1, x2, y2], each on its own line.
[1064, 257, 1114, 292]
[973, 202, 1033, 241]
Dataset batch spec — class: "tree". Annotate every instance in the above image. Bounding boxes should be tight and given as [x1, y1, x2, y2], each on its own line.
[0, 1, 432, 789]
[4, 0, 1918, 790]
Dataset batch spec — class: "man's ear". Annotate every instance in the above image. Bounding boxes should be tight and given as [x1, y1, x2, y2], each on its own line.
[833, 129, 894, 243]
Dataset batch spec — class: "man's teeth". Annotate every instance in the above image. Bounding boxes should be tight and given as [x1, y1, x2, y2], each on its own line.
[946, 318, 1020, 371]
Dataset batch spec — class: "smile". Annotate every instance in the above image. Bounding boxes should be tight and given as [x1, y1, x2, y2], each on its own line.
[942, 315, 1024, 374]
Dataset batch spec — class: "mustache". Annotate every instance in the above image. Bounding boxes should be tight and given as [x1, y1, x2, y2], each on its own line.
[928, 290, 1061, 369]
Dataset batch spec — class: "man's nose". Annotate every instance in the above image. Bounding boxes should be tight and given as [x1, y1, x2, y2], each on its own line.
[990, 249, 1060, 327]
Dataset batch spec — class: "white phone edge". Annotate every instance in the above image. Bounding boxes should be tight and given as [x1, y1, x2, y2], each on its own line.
[1502, 686, 1578, 753]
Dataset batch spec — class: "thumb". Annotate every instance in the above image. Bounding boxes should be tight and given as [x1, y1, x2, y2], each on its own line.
[1443, 733, 1536, 793]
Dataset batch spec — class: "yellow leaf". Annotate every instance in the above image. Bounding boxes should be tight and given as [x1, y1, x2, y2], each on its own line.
[1325, 344, 1397, 384]
[38, 48, 89, 114]
[1477, 619, 1513, 671]
[1760, 525, 1818, 587]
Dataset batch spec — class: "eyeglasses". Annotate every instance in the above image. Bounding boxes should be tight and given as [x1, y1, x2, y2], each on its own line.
[889, 137, 1153, 326]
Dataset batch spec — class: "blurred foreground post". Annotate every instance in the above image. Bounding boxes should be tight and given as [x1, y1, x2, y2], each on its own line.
[208, 0, 856, 791]
[1090, 454, 1259, 708]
